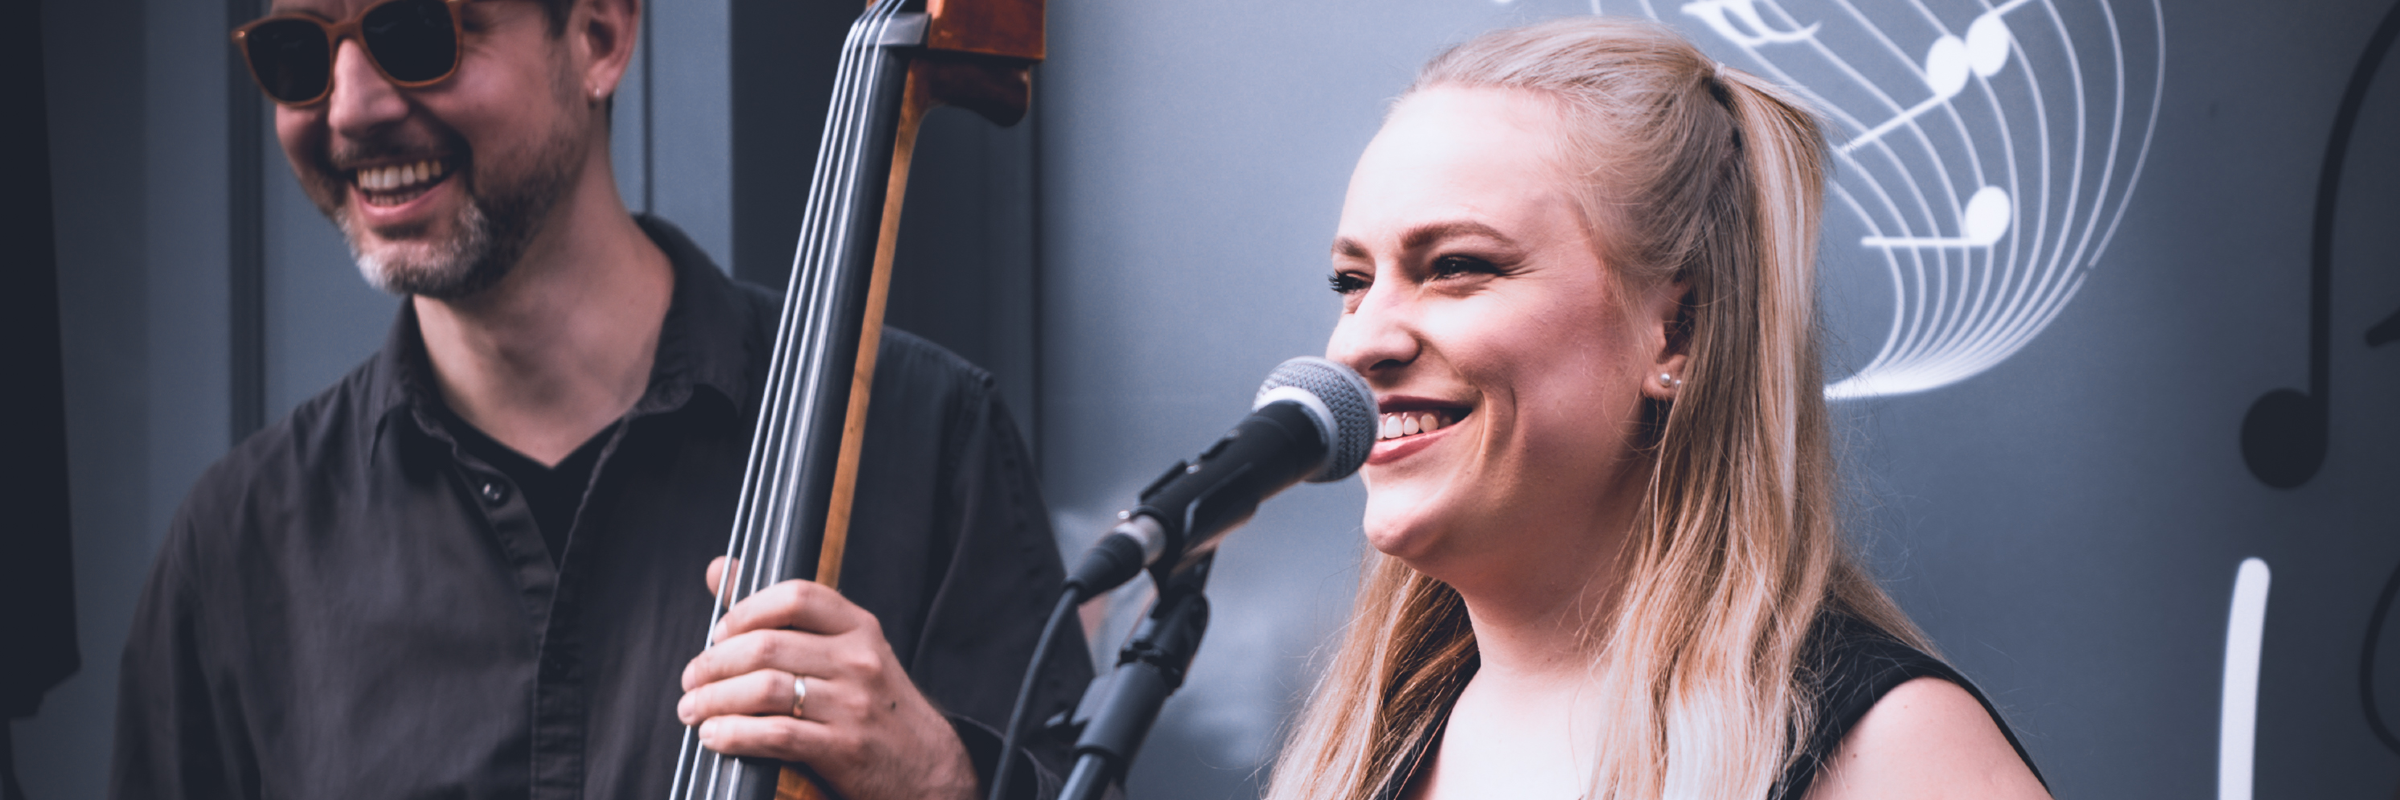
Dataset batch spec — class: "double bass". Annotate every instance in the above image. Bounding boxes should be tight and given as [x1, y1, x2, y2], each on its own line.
[664, 1, 1044, 798]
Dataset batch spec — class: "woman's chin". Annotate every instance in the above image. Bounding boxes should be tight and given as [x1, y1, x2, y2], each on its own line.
[1361, 503, 1448, 565]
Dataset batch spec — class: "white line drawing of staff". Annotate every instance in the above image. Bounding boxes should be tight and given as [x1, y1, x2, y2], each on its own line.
[1638, 0, 2161, 399]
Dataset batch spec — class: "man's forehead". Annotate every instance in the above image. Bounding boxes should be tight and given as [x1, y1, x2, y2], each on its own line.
[259, 0, 555, 28]
[264, 0, 373, 19]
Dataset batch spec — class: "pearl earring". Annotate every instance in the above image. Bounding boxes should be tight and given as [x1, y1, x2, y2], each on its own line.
[1659, 372, 1682, 388]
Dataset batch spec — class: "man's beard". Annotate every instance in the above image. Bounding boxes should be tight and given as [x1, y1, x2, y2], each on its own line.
[326, 125, 582, 301]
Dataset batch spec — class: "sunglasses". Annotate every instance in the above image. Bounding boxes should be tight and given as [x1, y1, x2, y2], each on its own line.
[233, 0, 473, 107]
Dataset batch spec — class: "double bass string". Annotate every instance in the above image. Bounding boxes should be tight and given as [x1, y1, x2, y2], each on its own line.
[667, 1, 909, 797]
[688, 10, 859, 795]
[764, 0, 907, 600]
[752, 0, 887, 611]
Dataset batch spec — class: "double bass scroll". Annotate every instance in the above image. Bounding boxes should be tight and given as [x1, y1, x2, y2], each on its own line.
[666, 1, 1043, 799]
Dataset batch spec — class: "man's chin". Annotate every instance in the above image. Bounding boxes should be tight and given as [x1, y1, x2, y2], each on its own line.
[342, 203, 508, 300]
[358, 253, 484, 301]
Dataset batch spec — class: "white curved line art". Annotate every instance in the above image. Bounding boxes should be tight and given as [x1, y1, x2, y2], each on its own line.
[1636, 0, 2164, 398]
[2220, 558, 2271, 800]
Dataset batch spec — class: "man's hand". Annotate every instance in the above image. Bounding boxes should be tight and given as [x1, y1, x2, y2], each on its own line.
[679, 557, 979, 800]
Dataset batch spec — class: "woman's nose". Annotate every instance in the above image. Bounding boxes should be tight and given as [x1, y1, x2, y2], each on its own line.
[1326, 284, 1421, 380]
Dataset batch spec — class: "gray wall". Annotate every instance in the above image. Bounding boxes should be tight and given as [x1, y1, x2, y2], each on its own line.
[26, 0, 2400, 799]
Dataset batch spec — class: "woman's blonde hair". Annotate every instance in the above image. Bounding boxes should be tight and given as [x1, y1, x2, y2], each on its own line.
[1268, 17, 1926, 800]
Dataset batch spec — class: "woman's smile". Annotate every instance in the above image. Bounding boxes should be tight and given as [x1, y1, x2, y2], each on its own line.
[1369, 398, 1471, 465]
[1377, 410, 1457, 442]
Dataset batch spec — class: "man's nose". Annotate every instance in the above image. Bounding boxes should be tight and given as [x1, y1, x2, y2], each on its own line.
[1326, 283, 1422, 381]
[325, 39, 408, 139]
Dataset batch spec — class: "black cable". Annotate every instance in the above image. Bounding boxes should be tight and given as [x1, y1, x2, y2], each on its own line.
[989, 589, 1080, 800]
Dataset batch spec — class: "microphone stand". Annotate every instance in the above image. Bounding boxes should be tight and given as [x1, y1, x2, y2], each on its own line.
[1058, 554, 1215, 800]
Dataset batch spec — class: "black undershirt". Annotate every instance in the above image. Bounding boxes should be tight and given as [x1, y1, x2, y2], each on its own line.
[444, 413, 619, 564]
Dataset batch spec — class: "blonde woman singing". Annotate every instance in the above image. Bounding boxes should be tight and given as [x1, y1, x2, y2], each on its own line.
[1271, 18, 2052, 800]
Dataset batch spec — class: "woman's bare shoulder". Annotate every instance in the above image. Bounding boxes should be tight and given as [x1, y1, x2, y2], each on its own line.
[1803, 676, 2051, 800]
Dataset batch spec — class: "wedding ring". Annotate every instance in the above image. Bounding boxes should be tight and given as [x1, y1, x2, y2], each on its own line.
[791, 675, 809, 718]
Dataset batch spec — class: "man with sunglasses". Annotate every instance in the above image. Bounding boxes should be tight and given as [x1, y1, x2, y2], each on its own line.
[110, 1, 1086, 799]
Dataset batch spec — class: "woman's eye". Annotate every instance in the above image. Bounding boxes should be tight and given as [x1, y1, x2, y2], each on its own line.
[1429, 255, 1499, 279]
[1328, 271, 1370, 295]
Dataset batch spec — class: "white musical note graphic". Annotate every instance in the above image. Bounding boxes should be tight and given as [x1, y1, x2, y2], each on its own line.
[1682, 0, 1820, 46]
[1635, 0, 2164, 398]
[1860, 185, 2010, 247]
[1839, 0, 2023, 154]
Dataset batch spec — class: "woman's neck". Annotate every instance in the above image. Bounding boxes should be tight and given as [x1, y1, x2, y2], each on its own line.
[1457, 559, 1616, 688]
[1446, 489, 1643, 686]
[1408, 546, 1625, 800]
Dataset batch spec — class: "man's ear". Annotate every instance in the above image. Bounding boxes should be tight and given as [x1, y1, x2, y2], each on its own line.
[1639, 279, 1692, 402]
[572, 0, 639, 105]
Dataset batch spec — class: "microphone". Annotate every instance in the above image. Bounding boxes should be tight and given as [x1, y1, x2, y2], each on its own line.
[1063, 357, 1377, 600]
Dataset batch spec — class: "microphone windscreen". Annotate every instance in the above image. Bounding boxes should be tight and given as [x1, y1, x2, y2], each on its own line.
[1254, 357, 1377, 483]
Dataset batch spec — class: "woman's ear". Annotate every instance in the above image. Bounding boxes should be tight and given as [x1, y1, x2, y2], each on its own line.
[1639, 280, 1692, 402]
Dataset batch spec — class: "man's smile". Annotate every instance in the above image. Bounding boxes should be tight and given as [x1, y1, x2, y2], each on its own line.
[349, 157, 458, 207]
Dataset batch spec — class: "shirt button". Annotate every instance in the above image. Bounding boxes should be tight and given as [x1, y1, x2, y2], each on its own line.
[480, 481, 508, 504]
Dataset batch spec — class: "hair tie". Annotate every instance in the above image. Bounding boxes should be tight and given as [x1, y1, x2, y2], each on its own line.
[1705, 62, 1737, 110]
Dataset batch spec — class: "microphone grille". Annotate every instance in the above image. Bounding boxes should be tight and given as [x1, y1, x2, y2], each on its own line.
[1255, 357, 1377, 483]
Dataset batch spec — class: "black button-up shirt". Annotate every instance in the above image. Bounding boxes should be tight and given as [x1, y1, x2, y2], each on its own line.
[111, 217, 1089, 800]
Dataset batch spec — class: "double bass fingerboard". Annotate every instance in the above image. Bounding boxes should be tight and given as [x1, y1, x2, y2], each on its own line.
[666, 3, 926, 799]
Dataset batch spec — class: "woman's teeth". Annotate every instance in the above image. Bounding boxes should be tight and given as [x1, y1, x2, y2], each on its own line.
[1379, 411, 1451, 441]
[355, 159, 448, 192]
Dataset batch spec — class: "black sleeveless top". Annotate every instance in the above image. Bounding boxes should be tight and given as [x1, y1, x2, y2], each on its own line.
[1375, 613, 2045, 800]
[1771, 613, 2045, 799]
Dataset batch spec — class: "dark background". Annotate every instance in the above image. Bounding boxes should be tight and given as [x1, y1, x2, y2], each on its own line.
[19, 0, 2399, 798]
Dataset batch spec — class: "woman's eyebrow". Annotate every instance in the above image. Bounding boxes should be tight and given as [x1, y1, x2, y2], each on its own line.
[1401, 220, 1514, 251]
[1332, 221, 1518, 260]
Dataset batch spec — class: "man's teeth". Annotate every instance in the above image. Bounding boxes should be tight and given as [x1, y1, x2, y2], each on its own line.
[1378, 411, 1451, 441]
[356, 160, 448, 192]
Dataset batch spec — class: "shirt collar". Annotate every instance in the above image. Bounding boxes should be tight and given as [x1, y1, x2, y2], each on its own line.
[630, 214, 760, 416]
[363, 215, 764, 448]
